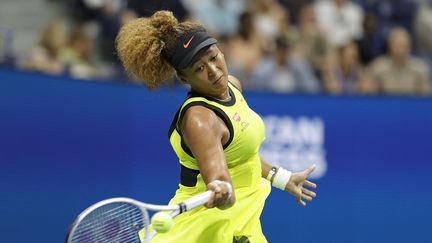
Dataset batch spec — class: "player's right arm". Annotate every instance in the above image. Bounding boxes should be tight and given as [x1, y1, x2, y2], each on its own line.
[180, 105, 235, 210]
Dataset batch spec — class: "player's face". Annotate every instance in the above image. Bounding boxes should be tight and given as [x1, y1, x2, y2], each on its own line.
[179, 45, 229, 99]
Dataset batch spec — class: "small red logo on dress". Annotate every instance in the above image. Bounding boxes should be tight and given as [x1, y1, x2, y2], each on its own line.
[233, 112, 241, 122]
[183, 36, 194, 48]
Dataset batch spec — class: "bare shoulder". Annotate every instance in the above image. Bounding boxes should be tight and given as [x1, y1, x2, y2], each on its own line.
[228, 75, 243, 92]
[181, 106, 219, 132]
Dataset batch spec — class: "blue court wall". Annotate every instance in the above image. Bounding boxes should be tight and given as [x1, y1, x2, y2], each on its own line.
[1, 69, 431, 243]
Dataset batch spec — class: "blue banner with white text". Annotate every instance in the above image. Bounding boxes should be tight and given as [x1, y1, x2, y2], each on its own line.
[1, 69, 431, 243]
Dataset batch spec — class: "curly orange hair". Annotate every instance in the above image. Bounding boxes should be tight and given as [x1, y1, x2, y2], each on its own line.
[116, 11, 205, 89]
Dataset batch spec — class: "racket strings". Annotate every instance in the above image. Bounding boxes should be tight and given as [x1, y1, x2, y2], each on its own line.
[73, 204, 144, 242]
[75, 203, 138, 229]
[76, 211, 146, 240]
[75, 212, 145, 242]
[72, 203, 148, 243]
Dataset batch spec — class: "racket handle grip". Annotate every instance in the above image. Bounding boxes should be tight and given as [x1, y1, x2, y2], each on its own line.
[181, 191, 212, 211]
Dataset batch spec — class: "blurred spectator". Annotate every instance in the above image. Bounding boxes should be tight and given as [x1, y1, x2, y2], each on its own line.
[368, 27, 431, 95]
[249, 0, 286, 44]
[278, 0, 315, 25]
[59, 24, 103, 79]
[90, 1, 130, 63]
[181, 0, 245, 36]
[127, 0, 187, 20]
[0, 27, 15, 68]
[8, 0, 432, 96]
[251, 35, 321, 93]
[226, 11, 266, 87]
[361, 0, 418, 36]
[276, 6, 295, 42]
[356, 12, 387, 64]
[322, 41, 373, 94]
[293, 3, 332, 80]
[314, 0, 364, 47]
[64, 0, 108, 23]
[414, 0, 432, 72]
[25, 22, 67, 75]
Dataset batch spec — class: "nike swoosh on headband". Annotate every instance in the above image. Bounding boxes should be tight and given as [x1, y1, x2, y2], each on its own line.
[183, 36, 194, 48]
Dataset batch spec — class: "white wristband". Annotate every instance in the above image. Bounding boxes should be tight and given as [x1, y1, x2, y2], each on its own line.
[272, 168, 292, 190]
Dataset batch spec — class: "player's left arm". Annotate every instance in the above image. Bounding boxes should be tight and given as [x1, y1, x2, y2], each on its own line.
[260, 157, 317, 206]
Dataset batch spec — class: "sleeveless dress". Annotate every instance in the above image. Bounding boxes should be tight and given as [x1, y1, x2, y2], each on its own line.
[141, 82, 271, 243]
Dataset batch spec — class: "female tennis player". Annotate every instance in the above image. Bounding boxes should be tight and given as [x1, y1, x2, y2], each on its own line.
[116, 10, 317, 243]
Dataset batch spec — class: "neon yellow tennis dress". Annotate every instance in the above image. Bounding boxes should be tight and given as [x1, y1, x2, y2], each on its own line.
[142, 82, 271, 243]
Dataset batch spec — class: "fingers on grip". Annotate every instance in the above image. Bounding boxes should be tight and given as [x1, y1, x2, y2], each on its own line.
[205, 180, 232, 208]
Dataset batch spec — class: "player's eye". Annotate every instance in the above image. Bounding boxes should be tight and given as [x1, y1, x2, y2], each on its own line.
[195, 66, 204, 73]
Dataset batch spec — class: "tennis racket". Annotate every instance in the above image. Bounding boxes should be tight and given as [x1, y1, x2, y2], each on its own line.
[66, 191, 212, 243]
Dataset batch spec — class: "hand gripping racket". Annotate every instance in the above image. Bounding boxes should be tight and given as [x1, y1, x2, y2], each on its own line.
[66, 191, 212, 243]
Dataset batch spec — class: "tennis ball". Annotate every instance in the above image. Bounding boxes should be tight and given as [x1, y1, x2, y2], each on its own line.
[151, 212, 173, 233]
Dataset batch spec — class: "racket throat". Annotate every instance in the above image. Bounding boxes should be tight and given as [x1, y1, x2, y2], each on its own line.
[178, 202, 187, 213]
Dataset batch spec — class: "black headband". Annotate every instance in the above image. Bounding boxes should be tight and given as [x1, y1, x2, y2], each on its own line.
[164, 31, 217, 71]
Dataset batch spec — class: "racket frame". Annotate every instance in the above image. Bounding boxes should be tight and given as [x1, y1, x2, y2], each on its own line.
[66, 191, 212, 243]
